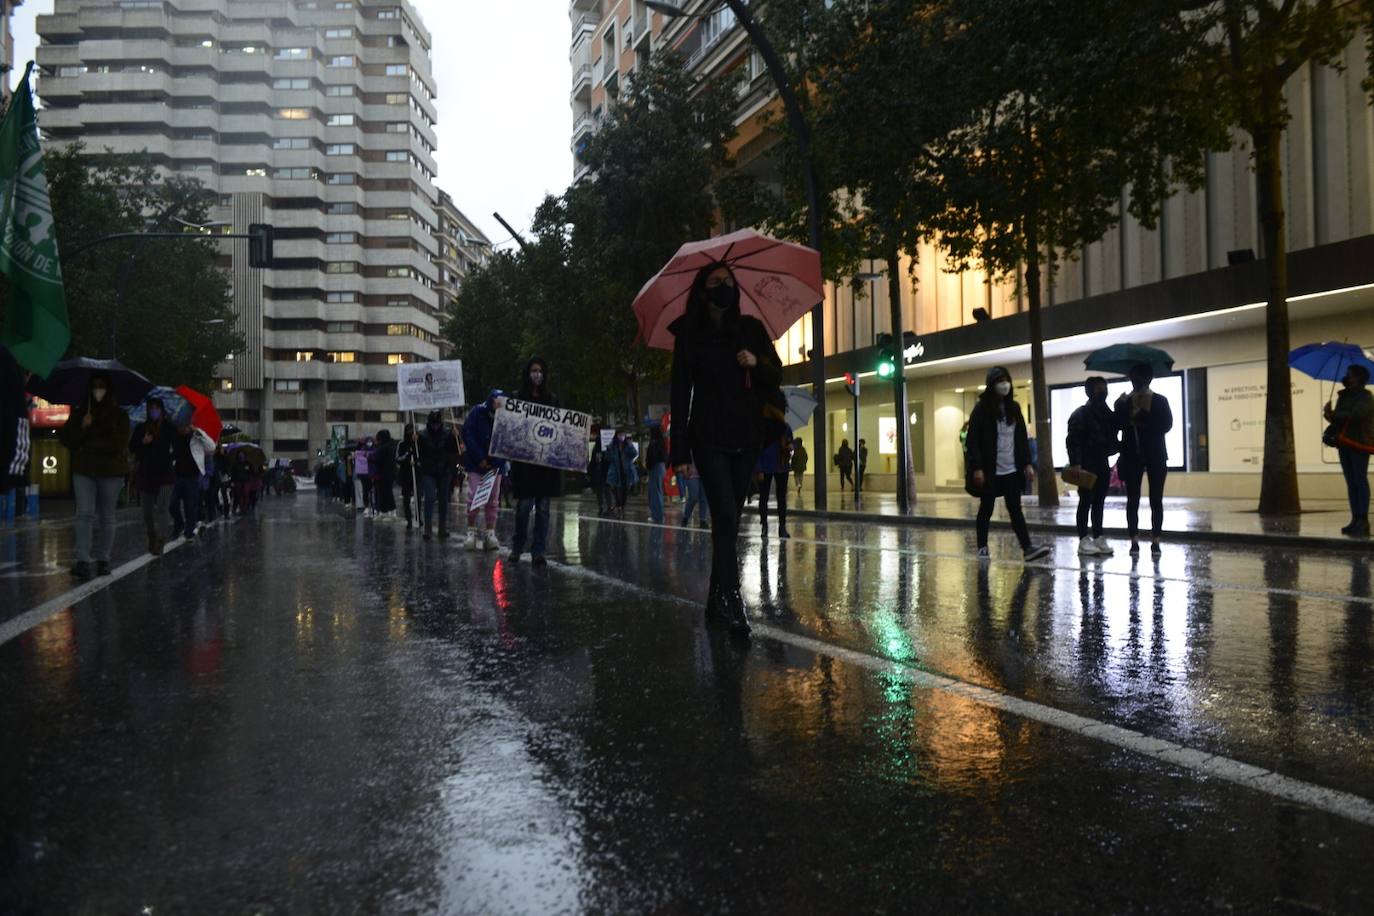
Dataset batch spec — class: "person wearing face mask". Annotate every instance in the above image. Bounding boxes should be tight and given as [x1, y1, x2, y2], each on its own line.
[59, 372, 130, 579]
[461, 390, 508, 550]
[396, 423, 419, 530]
[418, 409, 461, 541]
[964, 367, 1052, 563]
[1324, 364, 1374, 537]
[509, 358, 561, 564]
[1066, 376, 1120, 556]
[603, 429, 639, 519]
[129, 395, 177, 555]
[1114, 362, 1173, 557]
[669, 261, 783, 635]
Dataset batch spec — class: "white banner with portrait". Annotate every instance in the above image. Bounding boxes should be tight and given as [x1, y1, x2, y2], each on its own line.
[397, 361, 467, 412]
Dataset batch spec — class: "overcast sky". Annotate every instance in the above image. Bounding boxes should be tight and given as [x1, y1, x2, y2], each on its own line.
[9, 0, 574, 246]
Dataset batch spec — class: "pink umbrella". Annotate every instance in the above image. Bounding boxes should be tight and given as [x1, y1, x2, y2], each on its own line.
[632, 228, 823, 350]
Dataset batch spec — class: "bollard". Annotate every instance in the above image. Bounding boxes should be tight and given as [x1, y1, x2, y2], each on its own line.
[26, 484, 39, 520]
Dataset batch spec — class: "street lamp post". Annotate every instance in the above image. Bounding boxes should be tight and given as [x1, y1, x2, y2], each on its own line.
[646, 0, 828, 508]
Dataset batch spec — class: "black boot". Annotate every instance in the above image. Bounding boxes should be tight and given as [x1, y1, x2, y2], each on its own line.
[423, 523, 432, 541]
[705, 583, 726, 622]
[1342, 517, 1357, 535]
[1348, 517, 1370, 538]
[722, 587, 751, 636]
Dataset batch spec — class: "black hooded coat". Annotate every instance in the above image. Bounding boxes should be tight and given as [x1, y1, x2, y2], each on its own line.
[510, 358, 562, 500]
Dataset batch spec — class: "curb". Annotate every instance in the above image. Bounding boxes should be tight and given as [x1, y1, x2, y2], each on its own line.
[784, 506, 1373, 554]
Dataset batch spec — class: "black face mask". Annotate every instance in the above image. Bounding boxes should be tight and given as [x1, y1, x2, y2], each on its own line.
[1090, 389, 1108, 403]
[705, 283, 739, 312]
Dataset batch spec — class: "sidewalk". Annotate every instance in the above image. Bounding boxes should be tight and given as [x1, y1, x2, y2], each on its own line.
[599, 488, 1371, 553]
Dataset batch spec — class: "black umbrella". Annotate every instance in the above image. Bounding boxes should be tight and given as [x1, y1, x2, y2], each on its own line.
[26, 357, 155, 407]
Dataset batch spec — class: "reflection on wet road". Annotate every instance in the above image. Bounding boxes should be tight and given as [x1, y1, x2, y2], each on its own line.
[1, 498, 1371, 913]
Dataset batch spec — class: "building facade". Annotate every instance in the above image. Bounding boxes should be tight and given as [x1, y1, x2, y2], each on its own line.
[576, 0, 1374, 501]
[2, 0, 24, 99]
[36, 0, 487, 459]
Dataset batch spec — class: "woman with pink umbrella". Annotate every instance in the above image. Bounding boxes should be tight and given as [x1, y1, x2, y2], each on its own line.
[668, 262, 784, 636]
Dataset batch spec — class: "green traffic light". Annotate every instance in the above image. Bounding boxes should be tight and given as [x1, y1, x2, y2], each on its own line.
[877, 360, 895, 379]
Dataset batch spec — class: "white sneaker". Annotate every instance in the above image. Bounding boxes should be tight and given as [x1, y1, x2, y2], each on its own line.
[1093, 537, 1115, 556]
[483, 530, 500, 551]
[1078, 536, 1100, 556]
[463, 530, 478, 551]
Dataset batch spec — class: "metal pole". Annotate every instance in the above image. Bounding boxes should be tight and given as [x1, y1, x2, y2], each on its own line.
[492, 211, 529, 252]
[721, 0, 827, 509]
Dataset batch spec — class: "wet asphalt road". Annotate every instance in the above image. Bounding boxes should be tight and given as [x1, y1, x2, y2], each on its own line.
[1, 495, 1373, 914]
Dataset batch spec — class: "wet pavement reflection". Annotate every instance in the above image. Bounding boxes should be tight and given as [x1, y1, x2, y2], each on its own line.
[1, 497, 1372, 913]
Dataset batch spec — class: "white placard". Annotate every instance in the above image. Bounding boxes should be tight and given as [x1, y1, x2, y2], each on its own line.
[600, 428, 615, 450]
[489, 398, 594, 473]
[468, 470, 498, 511]
[398, 361, 466, 412]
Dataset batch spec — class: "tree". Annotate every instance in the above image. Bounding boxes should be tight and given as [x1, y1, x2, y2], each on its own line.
[1189, 1, 1374, 514]
[931, 0, 1228, 507]
[33, 145, 242, 390]
[443, 248, 530, 403]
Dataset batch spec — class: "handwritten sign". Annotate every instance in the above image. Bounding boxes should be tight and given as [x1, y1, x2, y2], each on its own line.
[490, 398, 593, 473]
[468, 469, 499, 511]
[398, 360, 466, 412]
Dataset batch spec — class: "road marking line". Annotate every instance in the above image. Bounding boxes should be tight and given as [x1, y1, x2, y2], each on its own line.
[556, 509, 1374, 609]
[0, 519, 239, 649]
[546, 558, 1374, 829]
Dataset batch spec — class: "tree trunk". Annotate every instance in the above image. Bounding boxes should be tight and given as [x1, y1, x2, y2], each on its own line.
[1023, 221, 1059, 508]
[1253, 109, 1301, 516]
[886, 248, 913, 512]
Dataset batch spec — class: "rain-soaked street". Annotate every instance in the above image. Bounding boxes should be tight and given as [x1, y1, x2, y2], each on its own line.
[2, 495, 1373, 914]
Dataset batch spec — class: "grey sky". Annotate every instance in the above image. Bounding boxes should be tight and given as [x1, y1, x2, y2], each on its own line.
[9, 0, 574, 245]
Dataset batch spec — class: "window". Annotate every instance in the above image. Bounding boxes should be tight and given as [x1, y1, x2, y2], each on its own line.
[295, 351, 314, 362]
[386, 324, 411, 336]
[386, 297, 408, 307]
[274, 167, 315, 179]
[275, 47, 310, 60]
[378, 8, 400, 18]
[335, 1, 354, 8]
[326, 114, 355, 126]
[57, 65, 88, 77]
[275, 108, 310, 120]
[384, 267, 412, 278]
[385, 122, 409, 133]
[324, 28, 353, 39]
[327, 202, 356, 215]
[273, 77, 310, 90]
[326, 262, 356, 273]
[272, 439, 309, 454]
[326, 321, 357, 333]
[325, 232, 356, 244]
[326, 173, 355, 185]
[272, 137, 310, 150]
[385, 150, 408, 162]
[326, 85, 355, 97]
[385, 64, 407, 76]
[387, 354, 408, 365]
[328, 56, 355, 68]
[328, 351, 357, 363]
[326, 291, 357, 303]
[385, 93, 407, 105]
[274, 380, 302, 392]
[326, 143, 355, 155]
[385, 210, 409, 220]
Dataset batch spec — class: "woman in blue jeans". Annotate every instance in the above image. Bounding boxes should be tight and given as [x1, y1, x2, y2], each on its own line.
[59, 372, 130, 580]
[1325, 364, 1373, 537]
[646, 426, 667, 523]
[509, 358, 561, 564]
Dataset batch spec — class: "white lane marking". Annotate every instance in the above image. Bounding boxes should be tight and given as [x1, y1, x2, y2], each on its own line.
[555, 509, 1374, 609]
[0, 520, 239, 648]
[545, 558, 1374, 829]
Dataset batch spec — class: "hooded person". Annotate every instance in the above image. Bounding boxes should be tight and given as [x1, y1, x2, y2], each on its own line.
[509, 358, 561, 565]
[461, 389, 508, 551]
[964, 366, 1051, 563]
[668, 260, 783, 635]
[372, 429, 398, 519]
[417, 408, 461, 540]
[130, 395, 177, 554]
[59, 371, 131, 579]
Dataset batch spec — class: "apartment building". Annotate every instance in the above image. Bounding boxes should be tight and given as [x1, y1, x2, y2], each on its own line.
[577, 0, 1374, 500]
[36, 0, 485, 459]
[2, 0, 24, 99]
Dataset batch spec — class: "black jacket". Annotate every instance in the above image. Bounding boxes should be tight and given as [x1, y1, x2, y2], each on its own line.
[669, 308, 782, 467]
[417, 424, 460, 478]
[965, 396, 1032, 477]
[510, 359, 563, 500]
[1066, 400, 1119, 467]
[1114, 391, 1173, 466]
[130, 419, 176, 489]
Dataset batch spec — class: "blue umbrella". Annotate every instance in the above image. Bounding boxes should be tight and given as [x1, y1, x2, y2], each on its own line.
[781, 385, 817, 432]
[126, 386, 190, 424]
[1288, 341, 1374, 383]
[1084, 344, 1175, 378]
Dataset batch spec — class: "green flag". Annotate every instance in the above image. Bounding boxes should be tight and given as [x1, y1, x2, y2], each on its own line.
[0, 62, 69, 379]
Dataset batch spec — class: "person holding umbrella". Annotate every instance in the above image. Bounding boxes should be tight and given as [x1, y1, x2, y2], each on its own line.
[58, 372, 130, 579]
[130, 395, 177, 554]
[1324, 364, 1373, 537]
[669, 262, 783, 635]
[1114, 362, 1173, 557]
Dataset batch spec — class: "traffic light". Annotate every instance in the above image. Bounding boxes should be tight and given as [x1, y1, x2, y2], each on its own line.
[875, 332, 897, 380]
[248, 223, 274, 268]
[843, 371, 860, 397]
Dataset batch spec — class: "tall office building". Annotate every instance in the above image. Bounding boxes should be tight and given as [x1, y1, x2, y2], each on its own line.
[35, 0, 487, 458]
[1, 0, 24, 99]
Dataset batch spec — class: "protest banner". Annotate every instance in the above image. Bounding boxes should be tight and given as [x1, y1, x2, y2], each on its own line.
[468, 469, 499, 511]
[397, 360, 466, 412]
[490, 397, 593, 473]
[599, 428, 615, 450]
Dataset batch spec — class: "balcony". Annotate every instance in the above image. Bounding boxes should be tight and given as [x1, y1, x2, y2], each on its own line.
[602, 54, 619, 91]
[572, 112, 594, 139]
[571, 12, 598, 38]
[571, 64, 592, 99]
[634, 10, 651, 49]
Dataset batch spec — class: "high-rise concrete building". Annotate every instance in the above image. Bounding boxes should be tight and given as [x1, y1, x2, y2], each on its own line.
[1, 0, 25, 99]
[35, 0, 487, 457]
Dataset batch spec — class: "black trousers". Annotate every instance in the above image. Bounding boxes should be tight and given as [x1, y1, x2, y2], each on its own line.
[1075, 457, 1111, 538]
[758, 472, 788, 532]
[695, 446, 760, 594]
[976, 472, 1031, 550]
[839, 466, 853, 491]
[1119, 458, 1167, 539]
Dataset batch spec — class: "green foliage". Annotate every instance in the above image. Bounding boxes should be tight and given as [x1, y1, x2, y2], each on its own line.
[444, 52, 743, 419]
[40, 145, 242, 390]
